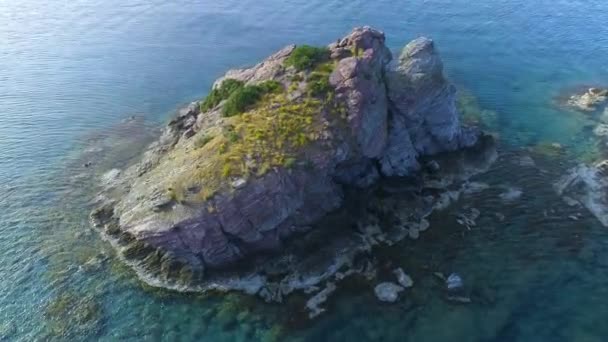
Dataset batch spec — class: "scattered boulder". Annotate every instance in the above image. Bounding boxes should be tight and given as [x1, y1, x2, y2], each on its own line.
[517, 155, 536, 167]
[456, 208, 480, 229]
[555, 160, 608, 226]
[374, 282, 404, 302]
[446, 273, 464, 290]
[445, 273, 470, 303]
[306, 282, 337, 319]
[446, 295, 472, 304]
[499, 186, 523, 202]
[393, 268, 414, 288]
[567, 87, 608, 112]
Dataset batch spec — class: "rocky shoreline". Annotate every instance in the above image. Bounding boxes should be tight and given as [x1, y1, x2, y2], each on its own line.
[90, 27, 495, 316]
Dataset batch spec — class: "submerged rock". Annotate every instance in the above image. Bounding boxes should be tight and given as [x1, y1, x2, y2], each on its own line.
[0, 321, 15, 340]
[90, 26, 491, 300]
[446, 295, 472, 304]
[555, 160, 608, 226]
[374, 282, 404, 302]
[306, 282, 337, 319]
[446, 273, 464, 290]
[456, 208, 480, 229]
[566, 87, 608, 112]
[517, 155, 536, 167]
[499, 187, 523, 202]
[393, 268, 414, 288]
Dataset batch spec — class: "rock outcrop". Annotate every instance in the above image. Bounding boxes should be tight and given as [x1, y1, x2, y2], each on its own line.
[555, 160, 608, 226]
[566, 87, 608, 112]
[91, 26, 488, 297]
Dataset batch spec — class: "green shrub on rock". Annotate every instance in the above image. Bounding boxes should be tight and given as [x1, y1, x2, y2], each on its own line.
[200, 79, 245, 112]
[222, 80, 284, 117]
[284, 45, 330, 71]
[222, 86, 264, 117]
[306, 62, 335, 98]
[307, 72, 332, 97]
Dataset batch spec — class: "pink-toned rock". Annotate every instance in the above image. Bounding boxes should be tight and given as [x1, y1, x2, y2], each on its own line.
[91, 26, 486, 295]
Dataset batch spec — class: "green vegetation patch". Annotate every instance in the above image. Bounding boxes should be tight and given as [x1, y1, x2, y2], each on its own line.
[200, 79, 245, 112]
[200, 79, 282, 116]
[222, 81, 279, 117]
[306, 61, 335, 98]
[172, 92, 326, 200]
[284, 45, 330, 71]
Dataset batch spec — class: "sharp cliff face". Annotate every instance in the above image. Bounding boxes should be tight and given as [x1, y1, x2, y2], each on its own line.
[91, 27, 485, 292]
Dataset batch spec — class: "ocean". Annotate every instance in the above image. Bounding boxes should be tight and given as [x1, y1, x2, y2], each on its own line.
[1, 0, 608, 340]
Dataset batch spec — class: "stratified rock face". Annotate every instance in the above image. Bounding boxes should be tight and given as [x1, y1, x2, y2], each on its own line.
[91, 26, 484, 290]
[329, 27, 392, 158]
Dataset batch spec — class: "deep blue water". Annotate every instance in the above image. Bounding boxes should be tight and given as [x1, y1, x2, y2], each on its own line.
[1, 0, 608, 340]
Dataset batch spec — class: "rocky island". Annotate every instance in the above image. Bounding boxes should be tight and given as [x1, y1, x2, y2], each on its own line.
[91, 27, 495, 314]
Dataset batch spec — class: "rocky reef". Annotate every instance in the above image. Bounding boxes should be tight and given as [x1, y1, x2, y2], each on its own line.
[90, 27, 494, 313]
[565, 87, 608, 112]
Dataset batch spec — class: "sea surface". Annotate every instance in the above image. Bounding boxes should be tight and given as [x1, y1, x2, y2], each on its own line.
[1, 0, 608, 340]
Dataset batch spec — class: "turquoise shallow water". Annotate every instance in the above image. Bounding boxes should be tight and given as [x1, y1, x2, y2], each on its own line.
[2, 0, 608, 340]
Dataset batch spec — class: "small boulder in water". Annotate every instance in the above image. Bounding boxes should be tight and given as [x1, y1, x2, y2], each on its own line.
[306, 282, 337, 318]
[393, 268, 414, 288]
[446, 273, 464, 290]
[499, 187, 523, 202]
[517, 155, 536, 167]
[593, 124, 608, 137]
[446, 295, 472, 304]
[374, 282, 404, 302]
[425, 160, 441, 173]
[408, 227, 420, 240]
